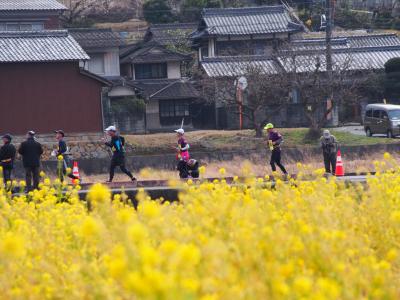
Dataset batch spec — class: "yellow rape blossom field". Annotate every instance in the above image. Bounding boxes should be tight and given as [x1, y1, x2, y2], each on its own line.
[0, 156, 400, 299]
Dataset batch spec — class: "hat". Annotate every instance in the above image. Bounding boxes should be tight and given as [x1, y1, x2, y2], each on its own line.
[105, 126, 117, 132]
[323, 129, 331, 138]
[54, 130, 65, 137]
[264, 123, 274, 130]
[2, 134, 12, 141]
[28, 130, 35, 136]
[175, 128, 185, 135]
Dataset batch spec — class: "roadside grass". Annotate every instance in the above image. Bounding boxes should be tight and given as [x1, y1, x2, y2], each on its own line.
[125, 128, 399, 155]
[83, 151, 399, 182]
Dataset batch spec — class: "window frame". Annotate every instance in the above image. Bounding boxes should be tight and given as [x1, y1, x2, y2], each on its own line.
[134, 63, 168, 80]
[159, 99, 191, 126]
[372, 110, 381, 119]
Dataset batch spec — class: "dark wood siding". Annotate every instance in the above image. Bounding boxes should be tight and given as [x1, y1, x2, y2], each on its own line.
[0, 62, 104, 134]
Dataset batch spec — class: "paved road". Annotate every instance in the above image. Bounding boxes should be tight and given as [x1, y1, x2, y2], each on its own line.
[335, 125, 400, 139]
[334, 125, 365, 136]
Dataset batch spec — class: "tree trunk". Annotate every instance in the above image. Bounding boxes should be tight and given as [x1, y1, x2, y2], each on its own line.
[305, 109, 322, 141]
[255, 123, 264, 138]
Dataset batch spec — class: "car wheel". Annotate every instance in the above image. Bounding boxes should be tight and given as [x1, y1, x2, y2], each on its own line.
[366, 128, 372, 137]
[387, 130, 394, 139]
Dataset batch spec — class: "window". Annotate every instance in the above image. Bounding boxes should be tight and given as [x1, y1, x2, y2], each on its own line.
[135, 63, 167, 80]
[381, 111, 388, 120]
[6, 23, 19, 31]
[32, 23, 44, 31]
[388, 110, 400, 120]
[373, 110, 381, 118]
[159, 100, 190, 126]
[216, 40, 267, 56]
[200, 45, 209, 59]
[1, 22, 44, 31]
[88, 53, 105, 75]
[365, 110, 372, 117]
[20, 24, 33, 31]
[254, 40, 266, 55]
[290, 89, 300, 104]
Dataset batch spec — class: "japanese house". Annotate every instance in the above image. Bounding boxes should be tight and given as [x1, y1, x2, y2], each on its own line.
[0, 0, 66, 31]
[119, 41, 211, 132]
[192, 5, 400, 128]
[0, 31, 110, 134]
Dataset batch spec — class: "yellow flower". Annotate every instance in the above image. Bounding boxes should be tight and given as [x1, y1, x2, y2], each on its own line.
[293, 276, 313, 296]
[127, 223, 147, 243]
[0, 234, 25, 258]
[383, 152, 391, 160]
[219, 168, 226, 176]
[86, 183, 111, 204]
[80, 216, 100, 239]
[199, 166, 206, 175]
[57, 155, 63, 161]
[139, 201, 160, 218]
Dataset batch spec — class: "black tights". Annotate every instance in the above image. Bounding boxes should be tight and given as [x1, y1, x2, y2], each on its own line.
[270, 149, 287, 174]
[109, 157, 133, 182]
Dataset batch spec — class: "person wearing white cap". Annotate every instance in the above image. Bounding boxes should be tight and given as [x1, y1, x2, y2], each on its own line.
[175, 128, 190, 178]
[103, 126, 136, 183]
[320, 129, 338, 175]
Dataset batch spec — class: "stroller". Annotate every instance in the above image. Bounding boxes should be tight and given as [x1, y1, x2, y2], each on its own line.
[177, 159, 200, 179]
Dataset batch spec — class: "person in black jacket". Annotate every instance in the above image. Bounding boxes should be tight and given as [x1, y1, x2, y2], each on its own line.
[103, 126, 136, 183]
[18, 131, 43, 191]
[0, 134, 16, 185]
[54, 130, 78, 182]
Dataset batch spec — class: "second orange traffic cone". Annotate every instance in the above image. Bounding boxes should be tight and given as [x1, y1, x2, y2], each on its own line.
[72, 161, 80, 184]
[335, 150, 344, 177]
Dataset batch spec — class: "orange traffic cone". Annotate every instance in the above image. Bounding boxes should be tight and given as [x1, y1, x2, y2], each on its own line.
[72, 161, 80, 184]
[335, 150, 344, 177]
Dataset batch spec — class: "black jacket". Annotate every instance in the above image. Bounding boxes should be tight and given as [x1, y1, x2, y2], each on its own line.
[105, 136, 126, 156]
[18, 138, 43, 168]
[57, 140, 68, 157]
[0, 142, 16, 169]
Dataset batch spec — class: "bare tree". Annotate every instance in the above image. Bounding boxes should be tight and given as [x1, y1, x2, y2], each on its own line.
[199, 41, 380, 138]
[60, 0, 95, 26]
[199, 60, 290, 137]
[277, 43, 380, 138]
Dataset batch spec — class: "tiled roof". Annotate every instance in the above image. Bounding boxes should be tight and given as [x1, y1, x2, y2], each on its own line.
[69, 28, 123, 50]
[120, 41, 191, 64]
[347, 34, 400, 48]
[195, 5, 303, 37]
[133, 79, 199, 100]
[145, 23, 197, 46]
[201, 56, 280, 77]
[278, 49, 400, 73]
[292, 34, 400, 52]
[0, 31, 89, 63]
[0, 0, 66, 11]
[280, 33, 400, 72]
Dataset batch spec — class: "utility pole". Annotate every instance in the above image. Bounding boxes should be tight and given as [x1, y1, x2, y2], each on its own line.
[326, 0, 334, 75]
[326, 0, 335, 125]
